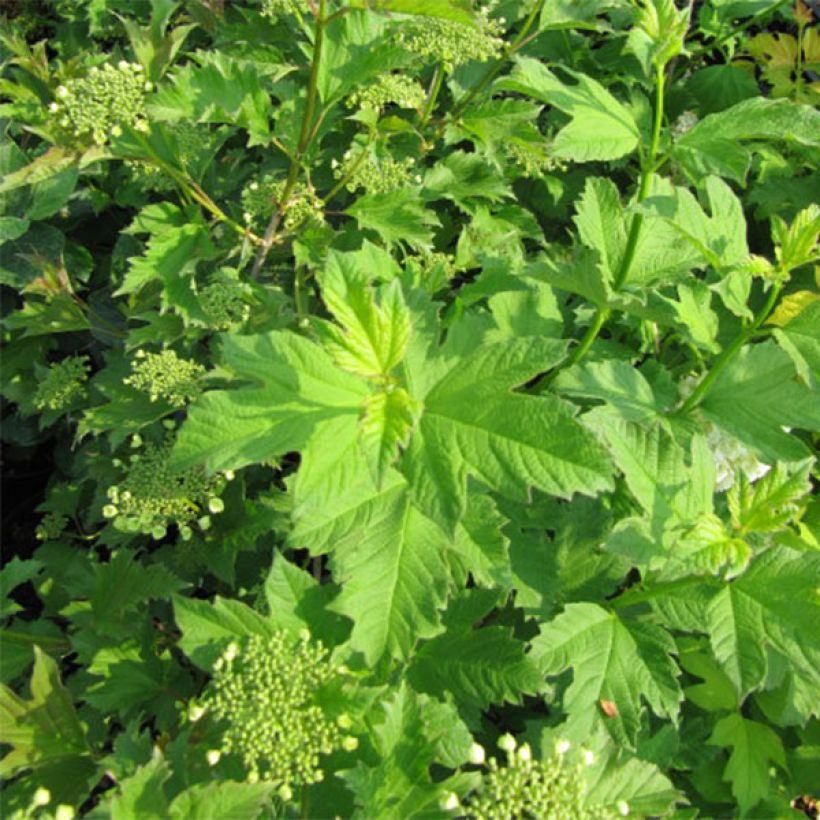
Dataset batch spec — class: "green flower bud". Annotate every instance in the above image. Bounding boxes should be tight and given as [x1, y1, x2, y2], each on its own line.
[124, 349, 205, 408]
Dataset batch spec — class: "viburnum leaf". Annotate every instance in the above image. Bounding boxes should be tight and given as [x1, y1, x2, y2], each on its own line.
[705, 546, 820, 699]
[499, 57, 641, 162]
[699, 340, 820, 463]
[172, 331, 367, 472]
[349, 0, 475, 24]
[341, 684, 469, 818]
[345, 188, 439, 249]
[530, 603, 683, 746]
[0, 647, 96, 805]
[359, 387, 420, 485]
[423, 150, 512, 210]
[328, 488, 451, 664]
[168, 781, 277, 820]
[772, 297, 820, 386]
[707, 714, 786, 814]
[319, 255, 411, 379]
[407, 626, 543, 711]
[401, 336, 613, 534]
[108, 750, 171, 820]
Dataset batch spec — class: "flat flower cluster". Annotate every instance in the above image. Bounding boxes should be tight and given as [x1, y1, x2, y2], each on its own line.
[332, 149, 419, 195]
[200, 279, 250, 330]
[33, 356, 90, 412]
[50, 61, 150, 146]
[103, 433, 226, 540]
[506, 140, 567, 178]
[241, 175, 324, 232]
[455, 736, 625, 820]
[124, 349, 205, 407]
[194, 632, 358, 797]
[396, 4, 505, 71]
[260, 0, 306, 22]
[347, 73, 427, 112]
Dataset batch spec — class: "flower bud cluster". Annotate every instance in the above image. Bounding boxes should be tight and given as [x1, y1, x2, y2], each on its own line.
[678, 375, 770, 492]
[671, 110, 699, 140]
[347, 73, 427, 111]
[35, 512, 68, 542]
[460, 736, 621, 820]
[411, 250, 459, 292]
[395, 5, 505, 71]
[34, 356, 90, 411]
[50, 62, 150, 146]
[260, 0, 306, 21]
[332, 149, 418, 195]
[241, 175, 324, 233]
[200, 279, 251, 330]
[197, 632, 357, 792]
[104, 434, 226, 540]
[124, 349, 205, 407]
[506, 141, 567, 178]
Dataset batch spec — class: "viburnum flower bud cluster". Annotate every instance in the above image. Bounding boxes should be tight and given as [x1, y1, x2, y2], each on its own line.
[200, 279, 251, 330]
[396, 4, 505, 71]
[347, 73, 427, 111]
[103, 433, 227, 540]
[241, 175, 324, 233]
[194, 632, 358, 794]
[458, 735, 622, 820]
[33, 356, 90, 411]
[260, 0, 307, 21]
[124, 349, 205, 407]
[332, 148, 418, 195]
[35, 512, 68, 542]
[506, 141, 567, 178]
[50, 62, 151, 146]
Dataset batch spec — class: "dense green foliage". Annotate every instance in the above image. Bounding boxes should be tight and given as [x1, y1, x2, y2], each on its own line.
[1, 0, 819, 817]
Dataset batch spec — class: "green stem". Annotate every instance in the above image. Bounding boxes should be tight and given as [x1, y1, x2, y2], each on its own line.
[538, 64, 666, 388]
[675, 280, 783, 416]
[251, 0, 327, 279]
[419, 64, 444, 128]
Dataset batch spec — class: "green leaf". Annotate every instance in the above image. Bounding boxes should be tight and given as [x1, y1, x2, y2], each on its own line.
[773, 298, 820, 386]
[705, 546, 820, 698]
[150, 53, 278, 146]
[172, 331, 367, 472]
[708, 714, 785, 814]
[424, 150, 512, 210]
[320, 258, 411, 379]
[499, 58, 641, 162]
[626, 0, 690, 74]
[402, 337, 613, 533]
[540, 0, 628, 30]
[109, 751, 171, 820]
[173, 595, 278, 669]
[349, 0, 475, 24]
[360, 387, 420, 485]
[408, 626, 542, 711]
[329, 489, 451, 663]
[342, 684, 465, 819]
[553, 360, 660, 423]
[0, 558, 43, 619]
[169, 781, 276, 820]
[530, 604, 682, 745]
[345, 188, 439, 249]
[116, 223, 215, 324]
[684, 65, 760, 115]
[674, 97, 820, 182]
[264, 552, 317, 634]
[0, 647, 91, 778]
[699, 340, 820, 463]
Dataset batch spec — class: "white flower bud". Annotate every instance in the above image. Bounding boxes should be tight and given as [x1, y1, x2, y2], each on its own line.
[342, 736, 358, 751]
[208, 497, 224, 514]
[206, 749, 221, 766]
[517, 743, 532, 762]
[617, 800, 630, 816]
[189, 705, 205, 722]
[582, 748, 595, 766]
[278, 784, 293, 801]
[440, 792, 460, 812]
[555, 738, 571, 755]
[497, 733, 516, 753]
[57, 85, 69, 98]
[224, 642, 239, 663]
[33, 788, 51, 806]
[55, 807, 75, 820]
[49, 102, 59, 112]
[103, 504, 118, 518]
[468, 742, 485, 765]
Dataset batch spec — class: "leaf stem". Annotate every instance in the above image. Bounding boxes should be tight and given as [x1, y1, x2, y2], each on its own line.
[675, 279, 783, 415]
[610, 575, 715, 610]
[419, 64, 444, 128]
[251, 0, 327, 279]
